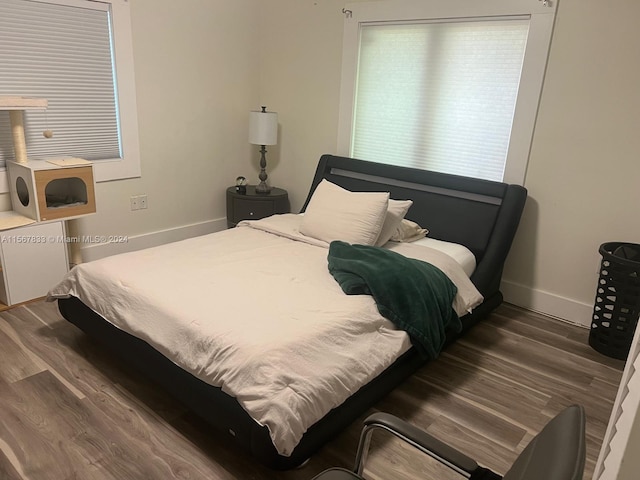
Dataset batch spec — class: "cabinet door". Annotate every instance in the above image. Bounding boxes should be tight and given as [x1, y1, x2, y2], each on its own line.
[0, 221, 69, 305]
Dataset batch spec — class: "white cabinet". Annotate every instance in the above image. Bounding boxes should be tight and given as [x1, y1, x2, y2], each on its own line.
[0, 221, 69, 306]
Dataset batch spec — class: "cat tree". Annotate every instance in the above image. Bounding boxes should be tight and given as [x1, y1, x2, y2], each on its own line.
[0, 96, 96, 265]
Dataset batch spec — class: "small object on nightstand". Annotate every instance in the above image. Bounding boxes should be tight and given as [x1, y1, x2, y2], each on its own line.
[235, 176, 247, 195]
[226, 185, 289, 228]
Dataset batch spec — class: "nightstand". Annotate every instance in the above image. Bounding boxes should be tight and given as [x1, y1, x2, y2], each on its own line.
[226, 186, 289, 228]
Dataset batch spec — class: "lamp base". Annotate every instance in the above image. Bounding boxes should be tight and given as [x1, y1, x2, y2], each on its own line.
[255, 181, 271, 194]
[255, 144, 272, 194]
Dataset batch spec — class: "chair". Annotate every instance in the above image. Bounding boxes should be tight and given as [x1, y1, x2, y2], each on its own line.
[311, 405, 586, 480]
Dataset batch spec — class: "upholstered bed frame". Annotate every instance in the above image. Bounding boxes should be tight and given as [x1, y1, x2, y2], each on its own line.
[57, 154, 527, 469]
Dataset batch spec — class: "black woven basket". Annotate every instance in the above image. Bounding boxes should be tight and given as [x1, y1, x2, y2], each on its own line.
[589, 242, 640, 359]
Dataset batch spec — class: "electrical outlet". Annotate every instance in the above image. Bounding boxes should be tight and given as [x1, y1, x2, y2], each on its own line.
[130, 195, 139, 211]
[139, 194, 147, 209]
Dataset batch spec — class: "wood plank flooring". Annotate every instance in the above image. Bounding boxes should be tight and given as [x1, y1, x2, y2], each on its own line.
[0, 301, 624, 480]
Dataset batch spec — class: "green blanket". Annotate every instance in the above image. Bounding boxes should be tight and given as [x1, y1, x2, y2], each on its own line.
[327, 241, 461, 359]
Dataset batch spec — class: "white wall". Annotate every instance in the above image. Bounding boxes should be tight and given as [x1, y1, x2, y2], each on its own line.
[254, 0, 363, 209]
[76, 0, 260, 254]
[501, 0, 640, 326]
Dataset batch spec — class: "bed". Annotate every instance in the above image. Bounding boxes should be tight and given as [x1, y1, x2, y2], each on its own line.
[50, 154, 527, 469]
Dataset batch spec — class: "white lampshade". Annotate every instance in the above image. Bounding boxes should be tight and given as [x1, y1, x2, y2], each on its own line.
[249, 109, 278, 146]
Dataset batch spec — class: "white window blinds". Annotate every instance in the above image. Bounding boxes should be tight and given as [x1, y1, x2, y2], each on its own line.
[352, 19, 529, 182]
[0, 0, 121, 168]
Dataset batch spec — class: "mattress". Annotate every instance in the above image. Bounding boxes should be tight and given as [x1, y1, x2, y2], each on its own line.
[48, 214, 482, 456]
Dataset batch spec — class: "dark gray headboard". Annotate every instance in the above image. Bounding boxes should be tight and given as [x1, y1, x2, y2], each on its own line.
[301, 154, 527, 300]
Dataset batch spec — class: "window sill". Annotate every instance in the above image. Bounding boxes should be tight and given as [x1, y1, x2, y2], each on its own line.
[0, 156, 141, 195]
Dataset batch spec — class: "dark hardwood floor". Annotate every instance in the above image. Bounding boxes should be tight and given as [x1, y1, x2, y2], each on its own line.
[0, 301, 624, 479]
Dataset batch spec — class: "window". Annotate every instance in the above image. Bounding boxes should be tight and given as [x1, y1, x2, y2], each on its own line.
[0, 0, 140, 192]
[338, 0, 558, 184]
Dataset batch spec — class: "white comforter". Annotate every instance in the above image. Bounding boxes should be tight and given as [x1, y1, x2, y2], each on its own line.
[48, 214, 482, 456]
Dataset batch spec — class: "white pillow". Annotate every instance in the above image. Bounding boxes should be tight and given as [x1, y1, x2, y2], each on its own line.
[375, 199, 413, 246]
[390, 219, 429, 243]
[300, 179, 389, 245]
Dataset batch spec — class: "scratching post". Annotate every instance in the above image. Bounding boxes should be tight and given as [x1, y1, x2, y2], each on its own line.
[0, 96, 48, 164]
[9, 110, 28, 164]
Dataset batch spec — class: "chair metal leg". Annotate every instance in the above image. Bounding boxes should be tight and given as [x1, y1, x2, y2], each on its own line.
[353, 416, 476, 478]
[353, 424, 374, 476]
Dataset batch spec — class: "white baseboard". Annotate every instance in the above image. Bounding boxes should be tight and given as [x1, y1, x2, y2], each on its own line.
[501, 279, 594, 328]
[79, 218, 227, 263]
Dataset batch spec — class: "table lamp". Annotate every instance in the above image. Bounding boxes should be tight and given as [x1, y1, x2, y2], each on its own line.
[249, 106, 278, 194]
